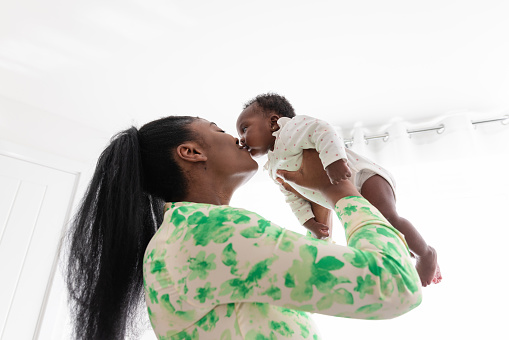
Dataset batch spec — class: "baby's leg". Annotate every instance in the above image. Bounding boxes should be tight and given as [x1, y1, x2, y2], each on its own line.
[360, 175, 439, 287]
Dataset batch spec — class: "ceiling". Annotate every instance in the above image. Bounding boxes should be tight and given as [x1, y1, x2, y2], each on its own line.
[1, 0, 508, 137]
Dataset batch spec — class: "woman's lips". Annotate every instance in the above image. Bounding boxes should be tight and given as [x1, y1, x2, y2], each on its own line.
[238, 145, 250, 153]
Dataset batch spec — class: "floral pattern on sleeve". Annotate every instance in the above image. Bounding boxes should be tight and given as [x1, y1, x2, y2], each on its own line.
[143, 196, 422, 339]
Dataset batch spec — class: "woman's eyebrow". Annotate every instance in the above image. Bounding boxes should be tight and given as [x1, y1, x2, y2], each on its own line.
[210, 122, 224, 131]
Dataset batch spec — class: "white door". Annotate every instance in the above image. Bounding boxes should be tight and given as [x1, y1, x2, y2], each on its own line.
[0, 154, 78, 340]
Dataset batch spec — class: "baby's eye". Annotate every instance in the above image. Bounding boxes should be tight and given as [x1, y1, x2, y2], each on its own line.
[242, 126, 247, 133]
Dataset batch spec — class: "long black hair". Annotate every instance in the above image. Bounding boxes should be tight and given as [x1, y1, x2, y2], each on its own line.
[65, 116, 197, 339]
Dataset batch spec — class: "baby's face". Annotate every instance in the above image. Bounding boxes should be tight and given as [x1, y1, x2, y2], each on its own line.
[236, 104, 276, 157]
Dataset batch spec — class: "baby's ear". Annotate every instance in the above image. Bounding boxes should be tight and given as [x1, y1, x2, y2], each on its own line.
[270, 114, 280, 126]
[175, 142, 207, 163]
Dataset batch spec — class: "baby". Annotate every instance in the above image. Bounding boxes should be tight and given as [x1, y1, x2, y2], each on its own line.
[236, 93, 441, 287]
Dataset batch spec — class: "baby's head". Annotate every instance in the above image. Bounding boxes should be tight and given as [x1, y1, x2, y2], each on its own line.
[236, 93, 295, 157]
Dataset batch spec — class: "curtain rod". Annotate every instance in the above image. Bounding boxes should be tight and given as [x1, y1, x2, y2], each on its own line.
[344, 114, 509, 146]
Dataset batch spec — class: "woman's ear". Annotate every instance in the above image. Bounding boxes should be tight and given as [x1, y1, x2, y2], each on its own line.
[175, 142, 208, 163]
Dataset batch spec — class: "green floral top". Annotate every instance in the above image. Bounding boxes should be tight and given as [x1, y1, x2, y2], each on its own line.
[143, 196, 422, 340]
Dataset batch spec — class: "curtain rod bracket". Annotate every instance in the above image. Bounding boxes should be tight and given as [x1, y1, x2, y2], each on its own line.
[472, 115, 509, 126]
[343, 115, 506, 146]
[407, 124, 445, 138]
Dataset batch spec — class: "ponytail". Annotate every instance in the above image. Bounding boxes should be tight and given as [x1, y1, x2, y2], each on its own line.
[65, 116, 197, 339]
[66, 127, 160, 339]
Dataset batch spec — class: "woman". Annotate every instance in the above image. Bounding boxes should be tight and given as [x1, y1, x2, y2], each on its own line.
[66, 116, 422, 340]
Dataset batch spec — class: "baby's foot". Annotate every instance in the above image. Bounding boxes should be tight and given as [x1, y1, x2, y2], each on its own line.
[432, 263, 442, 284]
[309, 224, 329, 239]
[415, 246, 438, 287]
[304, 218, 330, 239]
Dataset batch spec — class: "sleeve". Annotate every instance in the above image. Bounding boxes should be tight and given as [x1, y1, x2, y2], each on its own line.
[181, 196, 422, 320]
[288, 116, 348, 169]
[277, 179, 315, 226]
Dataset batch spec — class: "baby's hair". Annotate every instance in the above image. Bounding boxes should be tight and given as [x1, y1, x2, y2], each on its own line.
[244, 92, 296, 118]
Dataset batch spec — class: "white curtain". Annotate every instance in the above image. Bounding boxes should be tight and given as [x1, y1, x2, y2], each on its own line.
[231, 112, 509, 340]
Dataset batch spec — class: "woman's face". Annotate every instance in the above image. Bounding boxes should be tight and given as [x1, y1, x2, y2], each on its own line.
[190, 118, 258, 182]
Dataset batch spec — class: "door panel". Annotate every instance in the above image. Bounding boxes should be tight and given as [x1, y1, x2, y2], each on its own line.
[0, 154, 77, 340]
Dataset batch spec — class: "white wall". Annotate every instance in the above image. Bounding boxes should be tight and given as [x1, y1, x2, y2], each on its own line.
[0, 95, 110, 166]
[0, 95, 110, 339]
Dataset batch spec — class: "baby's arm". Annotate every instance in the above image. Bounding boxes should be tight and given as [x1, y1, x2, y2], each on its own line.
[278, 181, 314, 225]
[325, 159, 352, 184]
[277, 177, 332, 239]
[277, 181, 330, 239]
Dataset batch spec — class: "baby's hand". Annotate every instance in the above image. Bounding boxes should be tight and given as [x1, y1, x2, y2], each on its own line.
[325, 159, 352, 184]
[303, 218, 330, 239]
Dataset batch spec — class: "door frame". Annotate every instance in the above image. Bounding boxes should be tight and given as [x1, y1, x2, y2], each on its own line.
[0, 139, 87, 340]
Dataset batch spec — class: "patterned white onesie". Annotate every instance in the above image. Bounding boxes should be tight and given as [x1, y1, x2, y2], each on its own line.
[264, 115, 397, 226]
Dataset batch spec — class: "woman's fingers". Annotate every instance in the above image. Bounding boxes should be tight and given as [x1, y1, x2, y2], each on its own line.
[275, 169, 299, 184]
[276, 177, 306, 199]
[276, 150, 330, 190]
[277, 149, 360, 206]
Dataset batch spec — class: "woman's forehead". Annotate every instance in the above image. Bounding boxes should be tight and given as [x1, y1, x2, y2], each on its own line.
[193, 117, 212, 126]
[192, 118, 220, 132]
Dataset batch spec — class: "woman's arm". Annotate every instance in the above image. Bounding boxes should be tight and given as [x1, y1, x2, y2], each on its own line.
[172, 197, 421, 320]
[145, 150, 421, 322]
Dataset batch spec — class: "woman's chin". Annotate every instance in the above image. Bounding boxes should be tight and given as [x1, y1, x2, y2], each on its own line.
[237, 161, 258, 186]
[244, 151, 259, 170]
[246, 160, 259, 178]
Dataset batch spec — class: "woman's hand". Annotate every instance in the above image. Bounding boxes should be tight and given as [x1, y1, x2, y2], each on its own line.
[276, 149, 360, 206]
[276, 149, 331, 191]
[325, 159, 352, 184]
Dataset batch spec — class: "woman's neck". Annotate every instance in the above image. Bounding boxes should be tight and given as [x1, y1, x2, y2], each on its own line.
[181, 189, 232, 206]
[181, 174, 235, 206]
